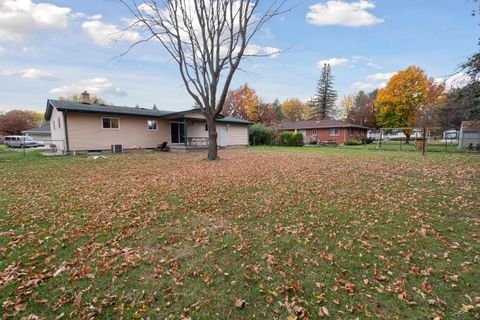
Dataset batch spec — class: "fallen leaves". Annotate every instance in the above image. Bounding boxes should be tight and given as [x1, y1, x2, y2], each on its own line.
[233, 297, 246, 309]
[0, 149, 479, 319]
[318, 306, 330, 317]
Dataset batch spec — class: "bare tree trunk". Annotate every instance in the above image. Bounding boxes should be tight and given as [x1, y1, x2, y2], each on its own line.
[120, 0, 288, 160]
[207, 117, 218, 160]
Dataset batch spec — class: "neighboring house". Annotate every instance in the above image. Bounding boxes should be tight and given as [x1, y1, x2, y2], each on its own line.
[270, 119, 369, 145]
[442, 129, 459, 142]
[45, 96, 251, 153]
[459, 121, 480, 148]
[368, 128, 423, 141]
[21, 124, 51, 142]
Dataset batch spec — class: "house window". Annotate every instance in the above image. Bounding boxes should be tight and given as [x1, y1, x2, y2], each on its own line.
[147, 120, 158, 131]
[102, 117, 120, 129]
[329, 128, 340, 136]
[58, 117, 61, 129]
[205, 124, 208, 131]
[312, 129, 317, 135]
[53, 121, 55, 130]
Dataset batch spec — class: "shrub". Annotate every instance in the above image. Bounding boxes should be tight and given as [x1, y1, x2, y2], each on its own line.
[279, 131, 304, 146]
[344, 139, 362, 146]
[0, 145, 7, 152]
[291, 133, 304, 146]
[362, 137, 374, 144]
[467, 143, 480, 151]
[249, 123, 274, 145]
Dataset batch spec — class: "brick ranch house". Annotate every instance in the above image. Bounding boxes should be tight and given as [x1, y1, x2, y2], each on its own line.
[45, 93, 251, 154]
[270, 119, 369, 145]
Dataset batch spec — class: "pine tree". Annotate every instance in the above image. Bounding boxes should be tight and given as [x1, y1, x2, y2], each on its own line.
[311, 64, 337, 119]
[271, 98, 283, 121]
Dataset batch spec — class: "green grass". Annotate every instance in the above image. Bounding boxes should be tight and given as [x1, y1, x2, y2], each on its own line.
[337, 141, 470, 153]
[0, 147, 479, 319]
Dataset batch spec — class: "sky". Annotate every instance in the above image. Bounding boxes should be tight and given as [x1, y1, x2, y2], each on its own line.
[0, 0, 478, 113]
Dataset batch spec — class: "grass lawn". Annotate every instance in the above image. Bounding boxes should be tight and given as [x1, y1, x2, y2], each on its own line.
[338, 141, 468, 153]
[0, 147, 479, 319]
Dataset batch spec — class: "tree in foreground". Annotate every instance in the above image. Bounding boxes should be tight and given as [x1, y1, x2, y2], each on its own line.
[121, 0, 286, 160]
[375, 66, 444, 141]
[311, 63, 337, 120]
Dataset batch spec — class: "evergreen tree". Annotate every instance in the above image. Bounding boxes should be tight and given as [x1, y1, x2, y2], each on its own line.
[271, 98, 283, 121]
[311, 64, 337, 119]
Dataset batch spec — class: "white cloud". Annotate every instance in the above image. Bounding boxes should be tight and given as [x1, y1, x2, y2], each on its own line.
[317, 57, 349, 68]
[367, 72, 397, 81]
[82, 20, 142, 47]
[307, 0, 383, 27]
[244, 44, 280, 58]
[0, 0, 71, 41]
[22, 68, 58, 81]
[366, 61, 381, 69]
[50, 77, 127, 97]
[0, 45, 4, 55]
[353, 82, 375, 90]
[0, 67, 58, 81]
[71, 12, 102, 20]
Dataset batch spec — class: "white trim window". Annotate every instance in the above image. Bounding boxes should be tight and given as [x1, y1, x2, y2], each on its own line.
[312, 128, 317, 135]
[147, 120, 158, 131]
[102, 117, 120, 129]
[329, 128, 340, 136]
[58, 117, 61, 129]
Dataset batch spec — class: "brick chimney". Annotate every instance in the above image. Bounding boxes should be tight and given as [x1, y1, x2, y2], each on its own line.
[80, 91, 91, 104]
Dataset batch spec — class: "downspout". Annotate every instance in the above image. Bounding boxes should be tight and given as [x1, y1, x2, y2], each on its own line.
[63, 111, 70, 153]
[183, 117, 188, 147]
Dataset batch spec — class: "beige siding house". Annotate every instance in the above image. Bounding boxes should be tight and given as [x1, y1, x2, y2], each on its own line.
[45, 98, 250, 153]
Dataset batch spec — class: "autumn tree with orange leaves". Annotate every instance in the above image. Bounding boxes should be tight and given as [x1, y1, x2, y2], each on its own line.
[281, 98, 308, 121]
[223, 84, 261, 122]
[376, 66, 445, 139]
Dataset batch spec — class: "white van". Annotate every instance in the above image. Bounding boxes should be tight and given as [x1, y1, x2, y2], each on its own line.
[4, 136, 43, 148]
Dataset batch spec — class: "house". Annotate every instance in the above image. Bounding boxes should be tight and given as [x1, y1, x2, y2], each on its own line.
[44, 93, 251, 154]
[459, 120, 480, 148]
[368, 128, 424, 141]
[21, 124, 51, 142]
[270, 119, 369, 145]
[442, 129, 459, 142]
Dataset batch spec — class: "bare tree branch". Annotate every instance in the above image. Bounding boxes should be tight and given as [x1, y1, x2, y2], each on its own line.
[119, 0, 291, 159]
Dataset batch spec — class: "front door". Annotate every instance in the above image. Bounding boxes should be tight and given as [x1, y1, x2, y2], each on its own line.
[218, 127, 227, 147]
[171, 123, 185, 144]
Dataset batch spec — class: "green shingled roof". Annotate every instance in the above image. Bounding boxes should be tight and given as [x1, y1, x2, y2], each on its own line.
[45, 99, 172, 120]
[45, 99, 252, 125]
[217, 115, 252, 124]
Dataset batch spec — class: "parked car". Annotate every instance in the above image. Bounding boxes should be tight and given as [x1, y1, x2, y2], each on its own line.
[4, 136, 44, 148]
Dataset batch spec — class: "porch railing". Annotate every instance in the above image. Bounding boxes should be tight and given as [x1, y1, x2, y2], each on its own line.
[186, 137, 209, 147]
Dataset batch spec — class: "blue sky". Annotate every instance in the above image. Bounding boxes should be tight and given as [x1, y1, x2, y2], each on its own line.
[0, 0, 478, 113]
